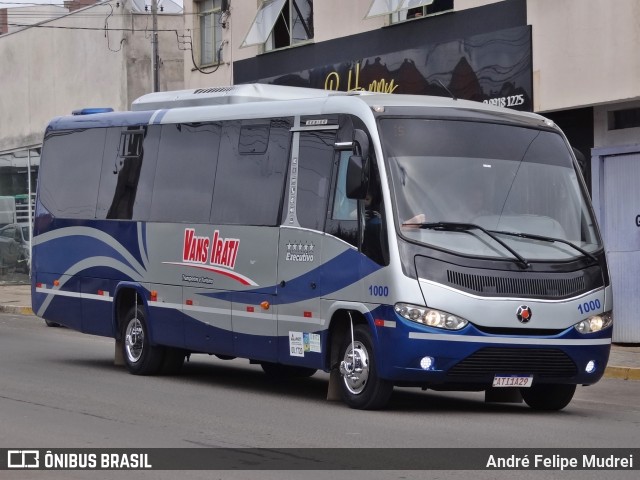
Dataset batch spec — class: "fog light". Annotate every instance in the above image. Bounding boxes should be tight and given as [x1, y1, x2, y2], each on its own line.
[420, 356, 434, 370]
[585, 360, 596, 374]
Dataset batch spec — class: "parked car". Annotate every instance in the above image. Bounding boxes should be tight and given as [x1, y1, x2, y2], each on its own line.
[0, 223, 30, 274]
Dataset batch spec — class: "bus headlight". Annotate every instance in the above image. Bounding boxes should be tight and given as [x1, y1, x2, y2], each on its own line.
[574, 311, 613, 334]
[394, 303, 468, 330]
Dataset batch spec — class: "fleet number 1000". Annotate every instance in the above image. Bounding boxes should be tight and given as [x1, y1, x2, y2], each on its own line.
[369, 285, 389, 297]
[577, 299, 601, 314]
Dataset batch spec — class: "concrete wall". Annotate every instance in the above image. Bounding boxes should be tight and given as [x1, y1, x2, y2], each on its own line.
[184, 0, 640, 118]
[529, 0, 640, 113]
[2, 6, 69, 34]
[594, 100, 640, 149]
[184, 0, 386, 89]
[0, 2, 184, 153]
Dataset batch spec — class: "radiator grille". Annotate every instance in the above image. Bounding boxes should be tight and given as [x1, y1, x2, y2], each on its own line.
[447, 270, 586, 298]
[448, 348, 578, 378]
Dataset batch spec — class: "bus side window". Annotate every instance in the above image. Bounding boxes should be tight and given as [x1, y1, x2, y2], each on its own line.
[211, 118, 292, 226]
[149, 123, 221, 223]
[294, 130, 336, 230]
[324, 150, 358, 247]
[97, 125, 162, 221]
[97, 127, 146, 220]
[332, 151, 358, 221]
[361, 163, 389, 266]
[39, 128, 105, 219]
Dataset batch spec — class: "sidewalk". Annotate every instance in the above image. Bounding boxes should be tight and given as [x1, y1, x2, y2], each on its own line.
[2, 283, 639, 381]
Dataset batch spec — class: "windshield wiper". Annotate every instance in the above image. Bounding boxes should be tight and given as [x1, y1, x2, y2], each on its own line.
[488, 230, 599, 264]
[404, 222, 531, 269]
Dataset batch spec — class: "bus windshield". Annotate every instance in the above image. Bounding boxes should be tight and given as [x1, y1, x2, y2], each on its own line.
[381, 118, 602, 261]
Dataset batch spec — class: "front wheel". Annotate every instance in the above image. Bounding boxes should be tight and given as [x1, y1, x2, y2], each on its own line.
[121, 306, 164, 375]
[338, 324, 393, 410]
[521, 383, 576, 411]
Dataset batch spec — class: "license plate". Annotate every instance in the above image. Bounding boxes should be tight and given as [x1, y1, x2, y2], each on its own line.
[492, 375, 533, 388]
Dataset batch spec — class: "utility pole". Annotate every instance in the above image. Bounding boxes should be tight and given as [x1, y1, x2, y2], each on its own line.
[151, 0, 160, 92]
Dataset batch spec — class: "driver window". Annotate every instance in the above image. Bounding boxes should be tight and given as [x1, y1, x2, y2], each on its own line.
[362, 164, 388, 266]
[332, 151, 357, 221]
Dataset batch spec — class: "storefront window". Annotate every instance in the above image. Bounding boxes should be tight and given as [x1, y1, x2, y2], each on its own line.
[0, 148, 38, 283]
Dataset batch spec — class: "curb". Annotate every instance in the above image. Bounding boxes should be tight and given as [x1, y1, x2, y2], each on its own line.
[0, 303, 639, 381]
[0, 305, 34, 316]
[603, 366, 640, 381]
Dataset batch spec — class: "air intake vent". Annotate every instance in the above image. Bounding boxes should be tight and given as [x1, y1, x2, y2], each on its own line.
[193, 87, 235, 95]
[447, 270, 586, 298]
[448, 348, 577, 379]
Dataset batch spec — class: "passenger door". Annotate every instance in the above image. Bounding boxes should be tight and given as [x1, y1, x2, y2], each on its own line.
[277, 128, 337, 368]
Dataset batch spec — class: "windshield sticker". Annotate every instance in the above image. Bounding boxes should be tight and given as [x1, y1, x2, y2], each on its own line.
[304, 333, 321, 353]
[289, 331, 304, 357]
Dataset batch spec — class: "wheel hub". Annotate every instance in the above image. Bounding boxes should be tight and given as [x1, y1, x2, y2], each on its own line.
[124, 319, 144, 363]
[340, 341, 370, 394]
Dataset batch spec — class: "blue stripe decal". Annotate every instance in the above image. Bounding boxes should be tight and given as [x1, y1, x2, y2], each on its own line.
[151, 109, 169, 124]
[34, 235, 138, 275]
[202, 249, 382, 305]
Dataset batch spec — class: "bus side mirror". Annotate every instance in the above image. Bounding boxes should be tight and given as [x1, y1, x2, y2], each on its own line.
[346, 129, 370, 199]
[572, 147, 587, 176]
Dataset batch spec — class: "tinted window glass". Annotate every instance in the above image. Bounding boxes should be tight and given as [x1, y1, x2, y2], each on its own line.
[39, 128, 105, 218]
[295, 130, 336, 230]
[332, 151, 357, 221]
[149, 123, 221, 223]
[96, 126, 159, 220]
[239, 124, 269, 154]
[325, 150, 358, 248]
[211, 118, 291, 225]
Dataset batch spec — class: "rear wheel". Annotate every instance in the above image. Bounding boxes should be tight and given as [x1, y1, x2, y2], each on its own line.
[121, 306, 164, 375]
[521, 383, 576, 411]
[260, 362, 317, 379]
[339, 324, 393, 410]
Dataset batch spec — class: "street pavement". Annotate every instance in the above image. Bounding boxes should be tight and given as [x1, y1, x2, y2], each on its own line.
[1, 283, 638, 381]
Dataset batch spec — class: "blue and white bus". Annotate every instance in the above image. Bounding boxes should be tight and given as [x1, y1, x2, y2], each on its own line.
[32, 84, 612, 410]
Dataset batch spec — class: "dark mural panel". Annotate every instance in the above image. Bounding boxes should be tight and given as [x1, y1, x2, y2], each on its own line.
[253, 26, 532, 112]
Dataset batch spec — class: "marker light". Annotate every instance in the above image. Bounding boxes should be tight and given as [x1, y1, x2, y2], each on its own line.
[395, 303, 468, 330]
[72, 108, 114, 115]
[574, 311, 613, 333]
[585, 360, 596, 374]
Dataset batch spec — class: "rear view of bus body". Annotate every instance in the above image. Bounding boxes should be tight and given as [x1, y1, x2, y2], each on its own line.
[32, 84, 612, 411]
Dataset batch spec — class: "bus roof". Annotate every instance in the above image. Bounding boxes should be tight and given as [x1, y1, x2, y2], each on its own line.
[131, 83, 357, 111]
[45, 84, 552, 132]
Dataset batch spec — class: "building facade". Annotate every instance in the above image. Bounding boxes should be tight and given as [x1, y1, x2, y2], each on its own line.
[182, 0, 640, 341]
[0, 0, 184, 283]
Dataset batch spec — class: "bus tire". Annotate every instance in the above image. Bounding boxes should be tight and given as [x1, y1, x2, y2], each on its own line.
[521, 383, 576, 411]
[260, 362, 317, 379]
[121, 306, 164, 375]
[339, 324, 393, 410]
